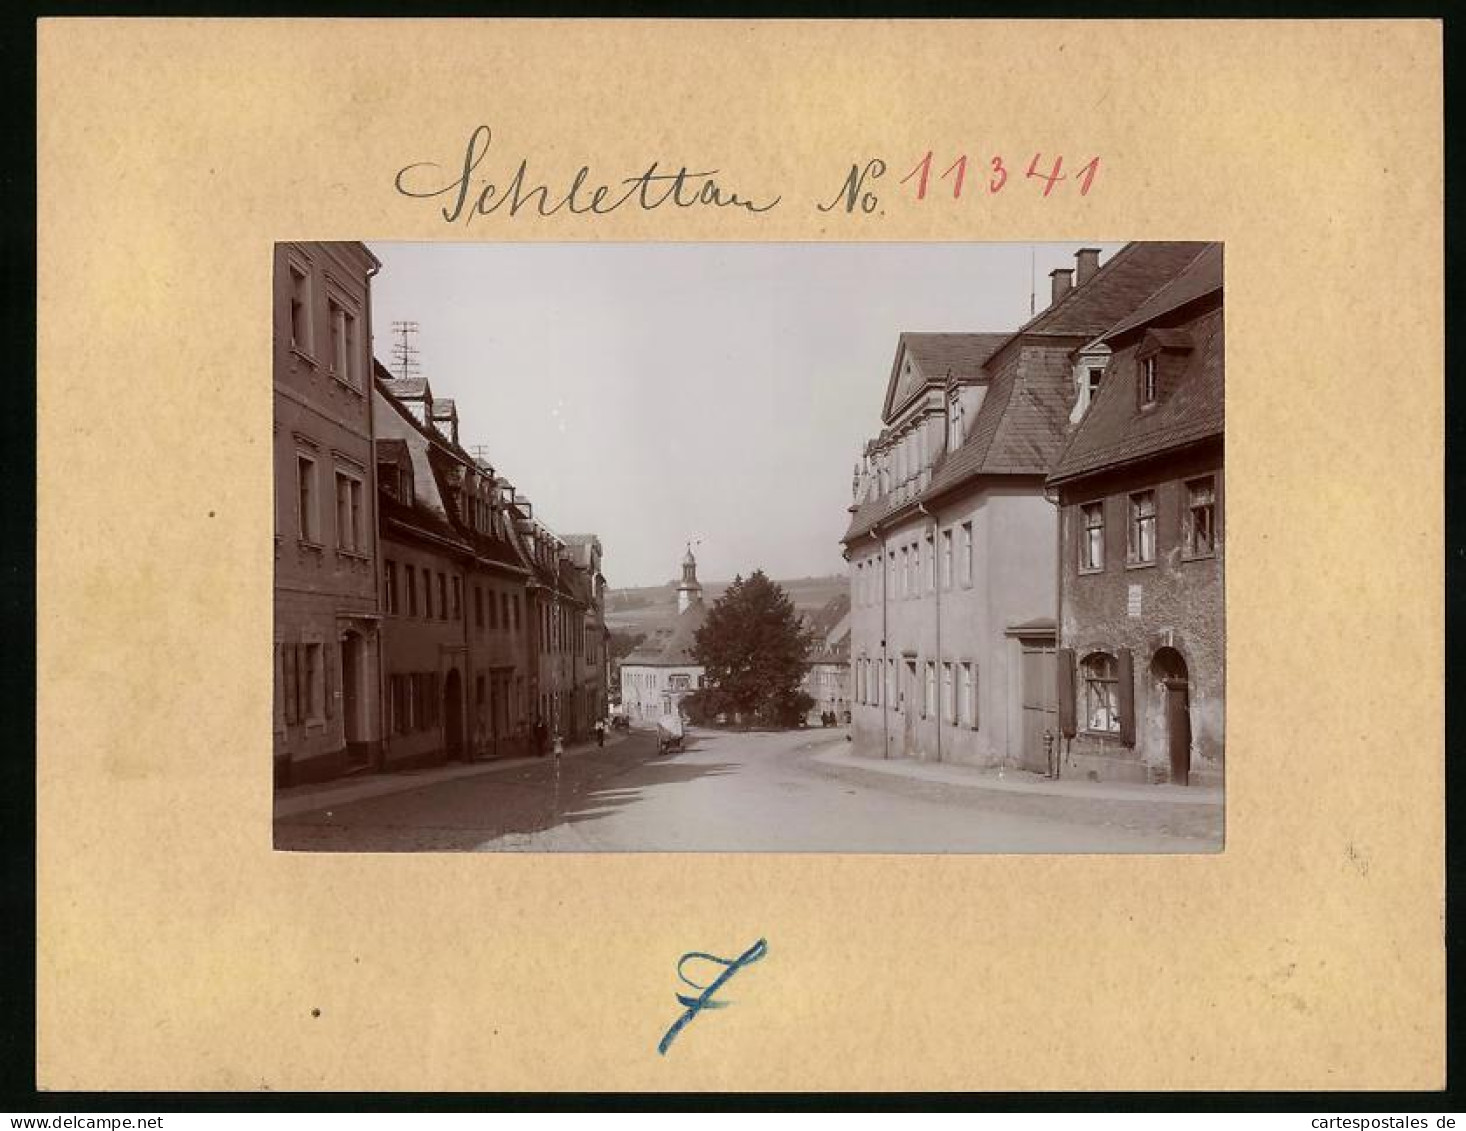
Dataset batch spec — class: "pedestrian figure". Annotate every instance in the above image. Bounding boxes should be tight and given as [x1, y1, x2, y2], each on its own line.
[552, 733, 565, 760]
[594, 718, 606, 747]
[534, 717, 548, 758]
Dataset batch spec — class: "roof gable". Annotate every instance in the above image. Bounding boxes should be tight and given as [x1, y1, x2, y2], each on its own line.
[881, 333, 1008, 423]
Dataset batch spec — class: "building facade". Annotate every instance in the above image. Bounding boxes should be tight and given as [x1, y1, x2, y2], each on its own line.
[1048, 244, 1223, 785]
[620, 548, 707, 722]
[273, 241, 384, 786]
[374, 370, 537, 767]
[842, 243, 1211, 773]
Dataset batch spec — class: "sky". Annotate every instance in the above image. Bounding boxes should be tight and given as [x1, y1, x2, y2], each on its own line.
[368, 242, 1126, 589]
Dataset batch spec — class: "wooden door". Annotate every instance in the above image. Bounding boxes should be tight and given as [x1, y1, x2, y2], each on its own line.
[1021, 640, 1058, 774]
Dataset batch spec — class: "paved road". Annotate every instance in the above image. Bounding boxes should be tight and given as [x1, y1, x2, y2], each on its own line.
[275, 727, 1221, 853]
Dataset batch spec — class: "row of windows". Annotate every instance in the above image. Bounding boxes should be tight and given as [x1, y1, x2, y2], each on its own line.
[854, 521, 976, 606]
[1077, 475, 1217, 573]
[624, 671, 704, 692]
[853, 657, 980, 729]
[387, 672, 442, 735]
[473, 584, 521, 634]
[286, 252, 364, 391]
[293, 453, 369, 555]
[382, 560, 464, 622]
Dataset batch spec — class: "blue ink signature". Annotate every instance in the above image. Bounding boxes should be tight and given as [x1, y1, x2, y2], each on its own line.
[657, 938, 768, 1056]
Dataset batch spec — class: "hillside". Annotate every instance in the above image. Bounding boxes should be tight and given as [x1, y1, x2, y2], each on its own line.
[605, 573, 847, 639]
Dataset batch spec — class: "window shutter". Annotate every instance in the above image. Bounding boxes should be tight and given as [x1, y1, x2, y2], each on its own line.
[1117, 647, 1136, 747]
[1057, 648, 1076, 739]
[282, 645, 298, 725]
[324, 642, 337, 720]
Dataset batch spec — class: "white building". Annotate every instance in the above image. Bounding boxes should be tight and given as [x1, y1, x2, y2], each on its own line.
[619, 547, 707, 722]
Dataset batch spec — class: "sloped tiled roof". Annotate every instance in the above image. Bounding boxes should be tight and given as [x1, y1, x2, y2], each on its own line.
[623, 601, 707, 667]
[883, 333, 1009, 422]
[842, 243, 1215, 544]
[1100, 243, 1223, 344]
[1005, 241, 1213, 343]
[1049, 302, 1224, 484]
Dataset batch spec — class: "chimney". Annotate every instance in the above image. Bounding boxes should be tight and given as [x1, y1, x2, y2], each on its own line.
[1075, 247, 1101, 287]
[1050, 268, 1074, 306]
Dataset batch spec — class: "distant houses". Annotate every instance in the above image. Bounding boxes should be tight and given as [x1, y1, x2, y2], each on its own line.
[273, 242, 609, 788]
[842, 243, 1223, 785]
[619, 547, 707, 723]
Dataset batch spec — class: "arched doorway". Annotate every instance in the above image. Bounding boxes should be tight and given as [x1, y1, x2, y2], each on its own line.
[1150, 648, 1191, 785]
[443, 668, 464, 761]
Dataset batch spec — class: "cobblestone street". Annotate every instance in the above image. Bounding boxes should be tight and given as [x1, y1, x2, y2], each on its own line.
[274, 727, 1222, 853]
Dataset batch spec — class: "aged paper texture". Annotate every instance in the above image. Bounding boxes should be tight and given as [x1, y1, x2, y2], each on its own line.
[37, 19, 1443, 1091]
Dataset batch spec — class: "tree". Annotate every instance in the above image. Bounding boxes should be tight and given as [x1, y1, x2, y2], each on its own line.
[692, 571, 814, 727]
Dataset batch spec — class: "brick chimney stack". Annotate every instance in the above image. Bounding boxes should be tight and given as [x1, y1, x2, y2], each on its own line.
[1050, 268, 1074, 306]
[1075, 247, 1101, 287]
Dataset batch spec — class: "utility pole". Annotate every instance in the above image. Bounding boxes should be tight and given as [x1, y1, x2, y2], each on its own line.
[390, 320, 420, 381]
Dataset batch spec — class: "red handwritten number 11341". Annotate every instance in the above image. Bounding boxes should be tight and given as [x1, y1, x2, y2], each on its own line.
[899, 153, 1101, 199]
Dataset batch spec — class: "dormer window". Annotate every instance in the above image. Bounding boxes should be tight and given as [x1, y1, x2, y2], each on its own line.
[1140, 357, 1159, 407]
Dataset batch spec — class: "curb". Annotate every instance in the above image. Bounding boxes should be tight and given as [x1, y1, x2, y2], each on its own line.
[808, 749, 1224, 807]
[274, 732, 637, 819]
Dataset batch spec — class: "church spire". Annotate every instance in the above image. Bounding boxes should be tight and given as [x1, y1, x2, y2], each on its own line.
[677, 544, 703, 613]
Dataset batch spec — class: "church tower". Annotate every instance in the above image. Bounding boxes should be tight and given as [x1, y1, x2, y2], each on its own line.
[676, 544, 704, 614]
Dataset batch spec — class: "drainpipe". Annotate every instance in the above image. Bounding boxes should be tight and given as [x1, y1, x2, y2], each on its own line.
[870, 527, 888, 760]
[917, 501, 940, 764]
[1044, 481, 1063, 777]
[364, 253, 387, 774]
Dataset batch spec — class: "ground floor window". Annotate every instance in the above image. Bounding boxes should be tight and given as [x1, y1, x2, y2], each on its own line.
[1082, 653, 1120, 733]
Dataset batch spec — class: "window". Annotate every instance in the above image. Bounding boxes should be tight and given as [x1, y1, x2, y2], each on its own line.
[1140, 356, 1158, 407]
[488, 588, 498, 629]
[383, 561, 398, 615]
[1185, 477, 1217, 557]
[422, 571, 432, 619]
[1080, 502, 1105, 571]
[960, 662, 978, 728]
[501, 593, 510, 632]
[960, 522, 973, 585]
[923, 662, 936, 718]
[1082, 653, 1120, 733]
[406, 565, 417, 616]
[389, 674, 410, 734]
[900, 546, 910, 598]
[942, 662, 955, 724]
[295, 454, 318, 542]
[941, 529, 953, 589]
[512, 595, 520, 631]
[335, 471, 363, 553]
[926, 533, 936, 591]
[1087, 366, 1104, 403]
[288, 261, 313, 355]
[1128, 491, 1157, 565]
[398, 467, 414, 501]
[452, 575, 462, 620]
[302, 642, 323, 722]
[328, 297, 349, 381]
[438, 573, 448, 620]
[475, 586, 484, 629]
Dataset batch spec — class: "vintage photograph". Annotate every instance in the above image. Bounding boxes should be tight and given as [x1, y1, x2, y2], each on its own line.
[272, 241, 1224, 853]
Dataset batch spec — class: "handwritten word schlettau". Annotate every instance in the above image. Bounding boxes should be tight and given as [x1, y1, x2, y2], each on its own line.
[395, 126, 782, 224]
[658, 938, 768, 1056]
